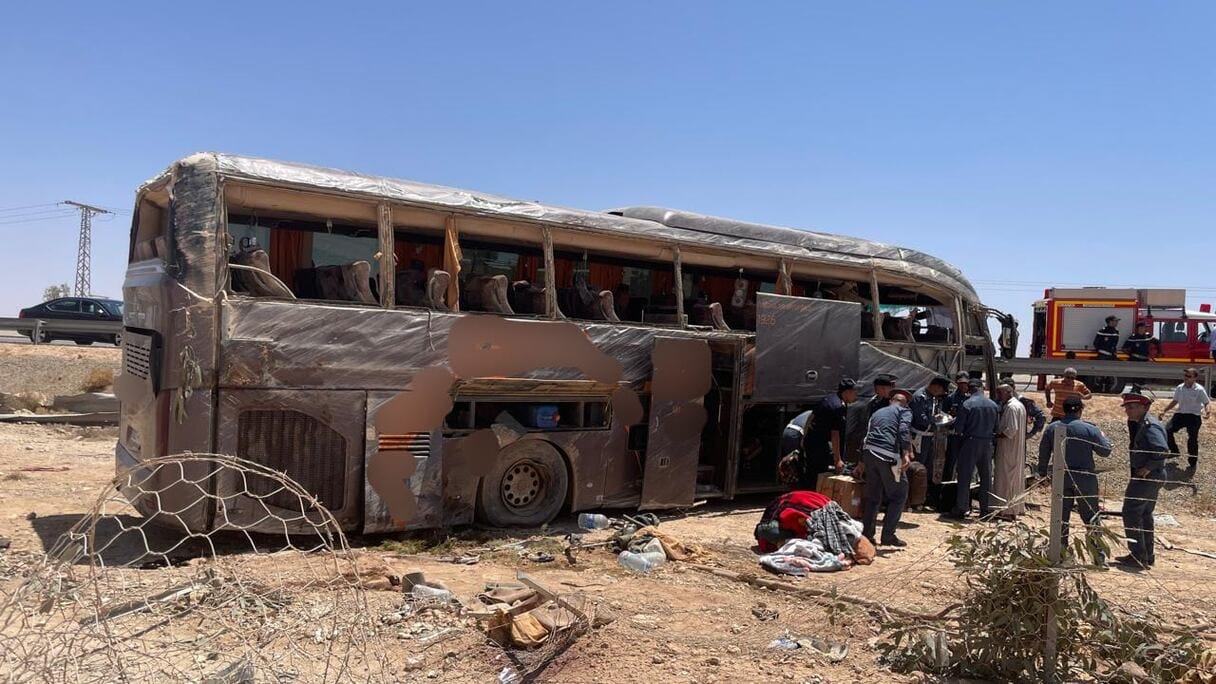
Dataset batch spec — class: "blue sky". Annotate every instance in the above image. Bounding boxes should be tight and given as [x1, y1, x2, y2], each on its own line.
[1, 3, 1213, 349]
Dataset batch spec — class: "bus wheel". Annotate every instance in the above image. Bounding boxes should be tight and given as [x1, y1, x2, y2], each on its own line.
[477, 441, 568, 528]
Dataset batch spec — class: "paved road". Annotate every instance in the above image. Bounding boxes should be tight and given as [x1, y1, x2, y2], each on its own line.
[0, 331, 118, 348]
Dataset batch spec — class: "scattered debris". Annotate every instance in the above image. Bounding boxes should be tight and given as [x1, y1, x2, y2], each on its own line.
[436, 554, 480, 565]
[1154, 514, 1181, 528]
[17, 465, 70, 473]
[752, 603, 779, 621]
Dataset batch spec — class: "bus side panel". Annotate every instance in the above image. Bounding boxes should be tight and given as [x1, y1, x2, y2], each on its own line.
[535, 429, 626, 512]
[214, 389, 365, 533]
[639, 337, 711, 510]
[364, 391, 447, 533]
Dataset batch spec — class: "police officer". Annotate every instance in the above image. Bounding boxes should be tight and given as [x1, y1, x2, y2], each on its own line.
[1093, 315, 1122, 360]
[868, 374, 899, 417]
[1020, 394, 1047, 438]
[801, 379, 858, 486]
[949, 380, 1000, 520]
[776, 408, 814, 486]
[940, 372, 973, 493]
[1037, 396, 1112, 564]
[1122, 322, 1161, 362]
[1117, 391, 1169, 569]
[861, 388, 914, 547]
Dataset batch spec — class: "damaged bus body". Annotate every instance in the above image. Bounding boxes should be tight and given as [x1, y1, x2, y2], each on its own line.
[115, 153, 993, 534]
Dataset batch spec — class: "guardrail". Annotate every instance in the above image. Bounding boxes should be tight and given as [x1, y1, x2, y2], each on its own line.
[0, 317, 122, 345]
[968, 354, 1214, 392]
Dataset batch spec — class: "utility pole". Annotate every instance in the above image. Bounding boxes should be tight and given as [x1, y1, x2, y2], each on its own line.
[62, 201, 112, 296]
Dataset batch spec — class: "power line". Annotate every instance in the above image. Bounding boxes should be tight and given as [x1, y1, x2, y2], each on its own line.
[62, 201, 113, 296]
[0, 213, 78, 227]
[0, 202, 62, 214]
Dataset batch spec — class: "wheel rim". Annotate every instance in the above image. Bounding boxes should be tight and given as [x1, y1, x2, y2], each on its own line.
[500, 460, 545, 510]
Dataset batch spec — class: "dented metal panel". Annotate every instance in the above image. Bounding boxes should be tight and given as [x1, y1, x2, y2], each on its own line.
[753, 294, 861, 402]
[639, 337, 711, 510]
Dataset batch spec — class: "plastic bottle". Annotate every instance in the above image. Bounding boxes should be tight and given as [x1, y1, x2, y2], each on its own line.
[617, 537, 667, 573]
[578, 513, 611, 530]
[410, 584, 452, 602]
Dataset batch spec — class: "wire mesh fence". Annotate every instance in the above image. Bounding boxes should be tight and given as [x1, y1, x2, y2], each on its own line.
[0, 453, 393, 683]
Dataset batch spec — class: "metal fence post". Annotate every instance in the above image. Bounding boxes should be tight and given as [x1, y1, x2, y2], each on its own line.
[32, 319, 43, 345]
[1044, 424, 1067, 681]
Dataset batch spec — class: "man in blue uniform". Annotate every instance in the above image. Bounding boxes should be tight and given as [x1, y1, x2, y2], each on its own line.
[800, 379, 858, 486]
[949, 381, 1000, 520]
[861, 388, 914, 547]
[868, 374, 898, 418]
[1092, 315, 1121, 360]
[1020, 395, 1047, 438]
[1116, 391, 1170, 569]
[1036, 396, 1112, 562]
[907, 377, 949, 509]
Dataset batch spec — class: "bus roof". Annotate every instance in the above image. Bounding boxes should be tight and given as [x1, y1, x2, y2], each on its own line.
[611, 206, 977, 303]
[154, 153, 979, 304]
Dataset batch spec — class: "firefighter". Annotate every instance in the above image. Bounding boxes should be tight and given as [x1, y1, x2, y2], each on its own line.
[1036, 396, 1112, 564]
[1121, 322, 1161, 362]
[1093, 315, 1121, 360]
[1117, 391, 1169, 569]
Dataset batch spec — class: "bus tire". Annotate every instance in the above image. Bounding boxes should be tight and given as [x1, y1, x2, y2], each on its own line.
[477, 440, 568, 528]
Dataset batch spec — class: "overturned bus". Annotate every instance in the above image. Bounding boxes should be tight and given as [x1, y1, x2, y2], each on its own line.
[114, 153, 995, 534]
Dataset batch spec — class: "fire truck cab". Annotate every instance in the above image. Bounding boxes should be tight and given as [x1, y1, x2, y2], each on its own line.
[1030, 288, 1214, 389]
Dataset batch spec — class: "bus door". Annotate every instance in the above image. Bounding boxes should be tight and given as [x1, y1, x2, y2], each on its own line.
[639, 337, 712, 510]
[752, 293, 861, 402]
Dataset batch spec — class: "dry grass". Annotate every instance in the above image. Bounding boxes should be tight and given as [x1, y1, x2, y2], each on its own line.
[79, 368, 115, 393]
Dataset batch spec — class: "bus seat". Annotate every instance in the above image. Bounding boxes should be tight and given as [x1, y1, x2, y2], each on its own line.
[595, 290, 620, 322]
[573, 272, 596, 307]
[231, 249, 294, 298]
[426, 269, 450, 311]
[481, 275, 514, 314]
[708, 302, 730, 331]
[395, 269, 426, 307]
[344, 261, 377, 304]
[315, 265, 347, 301]
[510, 280, 547, 315]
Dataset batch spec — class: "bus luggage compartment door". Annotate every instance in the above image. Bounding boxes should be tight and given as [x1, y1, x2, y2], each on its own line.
[753, 294, 861, 402]
[639, 337, 712, 510]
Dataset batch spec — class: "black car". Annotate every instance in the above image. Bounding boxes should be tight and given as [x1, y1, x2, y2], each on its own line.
[17, 297, 124, 346]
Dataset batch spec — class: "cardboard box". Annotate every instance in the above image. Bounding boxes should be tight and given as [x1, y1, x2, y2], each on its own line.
[816, 473, 864, 519]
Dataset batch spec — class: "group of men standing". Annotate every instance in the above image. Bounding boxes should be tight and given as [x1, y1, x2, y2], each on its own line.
[781, 371, 1048, 548]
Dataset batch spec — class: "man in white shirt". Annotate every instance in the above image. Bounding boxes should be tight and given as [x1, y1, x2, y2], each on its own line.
[1158, 368, 1212, 472]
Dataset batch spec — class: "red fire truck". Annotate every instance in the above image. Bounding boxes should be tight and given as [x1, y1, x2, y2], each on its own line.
[1029, 287, 1215, 392]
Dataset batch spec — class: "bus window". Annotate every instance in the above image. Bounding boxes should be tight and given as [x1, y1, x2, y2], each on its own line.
[460, 238, 544, 315]
[553, 249, 676, 323]
[683, 268, 774, 331]
[1200, 323, 1212, 345]
[392, 228, 445, 309]
[228, 214, 380, 305]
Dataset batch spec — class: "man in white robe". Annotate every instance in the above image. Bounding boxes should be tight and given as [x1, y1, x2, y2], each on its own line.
[993, 379, 1027, 519]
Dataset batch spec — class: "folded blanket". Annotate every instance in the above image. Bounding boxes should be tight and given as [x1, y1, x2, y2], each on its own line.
[759, 538, 849, 575]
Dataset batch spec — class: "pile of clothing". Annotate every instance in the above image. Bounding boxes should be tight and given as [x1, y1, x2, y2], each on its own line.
[753, 490, 875, 575]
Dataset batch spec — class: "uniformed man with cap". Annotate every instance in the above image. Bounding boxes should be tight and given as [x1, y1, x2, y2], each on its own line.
[798, 378, 858, 486]
[1122, 322, 1161, 363]
[1037, 395, 1112, 564]
[1093, 315, 1122, 360]
[1117, 390, 1170, 569]
[860, 388, 914, 546]
[868, 374, 899, 418]
[949, 378, 1000, 520]
[939, 371, 973, 499]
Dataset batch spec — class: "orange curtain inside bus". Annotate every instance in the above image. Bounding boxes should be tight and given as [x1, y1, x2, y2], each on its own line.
[515, 255, 539, 284]
[652, 270, 674, 296]
[587, 262, 623, 293]
[269, 229, 314, 283]
[554, 257, 575, 288]
[394, 240, 443, 272]
[699, 275, 736, 305]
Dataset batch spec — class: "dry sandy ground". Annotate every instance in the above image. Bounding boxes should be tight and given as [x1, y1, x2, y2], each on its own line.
[2, 346, 1216, 682]
[0, 343, 120, 396]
